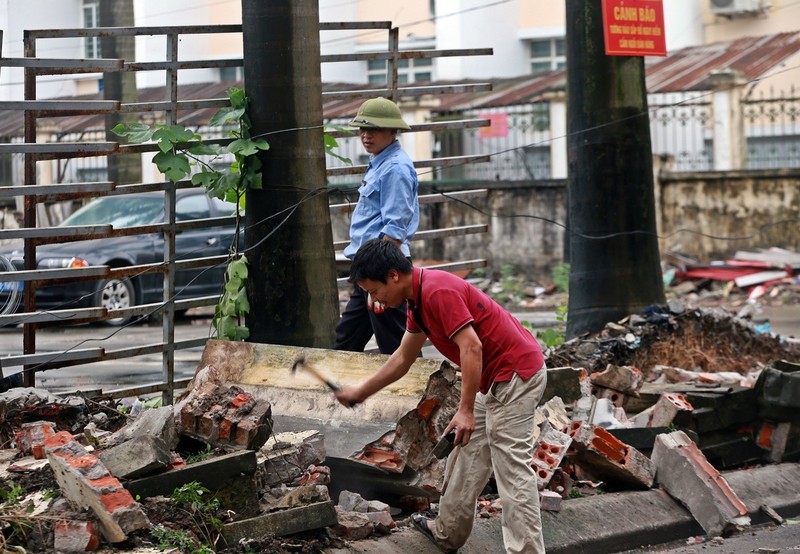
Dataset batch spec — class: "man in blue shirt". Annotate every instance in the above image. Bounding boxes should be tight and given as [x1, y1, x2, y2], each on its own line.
[334, 97, 420, 354]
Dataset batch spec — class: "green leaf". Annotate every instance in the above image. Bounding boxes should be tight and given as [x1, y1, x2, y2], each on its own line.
[234, 287, 250, 314]
[228, 257, 249, 280]
[227, 86, 247, 109]
[111, 122, 153, 143]
[187, 143, 223, 156]
[233, 326, 250, 341]
[191, 171, 219, 189]
[209, 106, 246, 127]
[153, 151, 191, 183]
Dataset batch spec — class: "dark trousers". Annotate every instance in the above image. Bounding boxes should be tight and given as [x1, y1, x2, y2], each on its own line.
[333, 285, 407, 355]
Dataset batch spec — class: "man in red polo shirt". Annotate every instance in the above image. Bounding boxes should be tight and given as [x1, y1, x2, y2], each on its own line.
[334, 239, 547, 554]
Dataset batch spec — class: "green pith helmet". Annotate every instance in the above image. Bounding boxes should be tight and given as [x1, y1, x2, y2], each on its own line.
[349, 97, 411, 131]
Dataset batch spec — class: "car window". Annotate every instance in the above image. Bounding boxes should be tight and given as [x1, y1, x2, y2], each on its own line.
[210, 196, 238, 216]
[61, 197, 164, 227]
[176, 194, 211, 221]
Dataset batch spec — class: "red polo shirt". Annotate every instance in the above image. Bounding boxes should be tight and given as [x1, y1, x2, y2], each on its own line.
[406, 267, 544, 394]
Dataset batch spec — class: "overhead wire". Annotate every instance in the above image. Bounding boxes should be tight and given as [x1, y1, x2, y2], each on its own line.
[3, 30, 799, 376]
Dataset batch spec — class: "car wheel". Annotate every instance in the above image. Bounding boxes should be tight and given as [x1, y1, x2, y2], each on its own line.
[94, 278, 136, 326]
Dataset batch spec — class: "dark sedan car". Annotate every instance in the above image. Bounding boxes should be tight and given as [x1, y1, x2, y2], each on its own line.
[0, 189, 239, 325]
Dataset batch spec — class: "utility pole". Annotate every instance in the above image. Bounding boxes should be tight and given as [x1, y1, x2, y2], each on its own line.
[241, 0, 340, 346]
[100, 0, 141, 186]
[565, 0, 665, 338]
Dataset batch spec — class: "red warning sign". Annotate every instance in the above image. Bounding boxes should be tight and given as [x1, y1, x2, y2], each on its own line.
[601, 0, 667, 57]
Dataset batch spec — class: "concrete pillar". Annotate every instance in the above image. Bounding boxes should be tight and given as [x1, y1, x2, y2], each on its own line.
[708, 69, 747, 171]
[545, 89, 568, 179]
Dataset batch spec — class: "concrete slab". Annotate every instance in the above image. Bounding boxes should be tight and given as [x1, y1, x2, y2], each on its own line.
[326, 463, 800, 553]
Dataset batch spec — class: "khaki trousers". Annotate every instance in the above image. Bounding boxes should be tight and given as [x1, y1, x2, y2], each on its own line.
[432, 368, 548, 553]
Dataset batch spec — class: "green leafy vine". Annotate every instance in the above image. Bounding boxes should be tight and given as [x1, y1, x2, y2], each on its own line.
[112, 86, 265, 340]
[113, 87, 351, 340]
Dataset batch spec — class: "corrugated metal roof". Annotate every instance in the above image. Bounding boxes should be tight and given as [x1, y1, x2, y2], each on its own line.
[1, 31, 798, 137]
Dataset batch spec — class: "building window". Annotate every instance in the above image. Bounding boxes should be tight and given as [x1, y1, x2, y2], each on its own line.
[83, 0, 100, 59]
[367, 56, 434, 85]
[529, 38, 565, 74]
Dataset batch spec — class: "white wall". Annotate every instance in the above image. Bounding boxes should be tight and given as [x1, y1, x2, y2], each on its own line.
[0, 0, 86, 101]
[435, 0, 527, 80]
[664, 0, 704, 51]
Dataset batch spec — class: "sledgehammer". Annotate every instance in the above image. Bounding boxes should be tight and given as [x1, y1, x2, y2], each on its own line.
[290, 353, 341, 392]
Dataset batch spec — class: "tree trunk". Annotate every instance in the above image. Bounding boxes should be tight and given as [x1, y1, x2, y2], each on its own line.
[100, 0, 141, 186]
[565, 0, 665, 339]
[241, 0, 339, 347]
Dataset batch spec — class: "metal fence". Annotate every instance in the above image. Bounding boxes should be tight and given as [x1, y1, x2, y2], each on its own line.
[0, 22, 492, 402]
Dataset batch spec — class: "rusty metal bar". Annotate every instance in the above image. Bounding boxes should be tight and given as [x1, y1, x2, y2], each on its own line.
[0, 57, 123, 73]
[325, 118, 490, 138]
[333, 224, 489, 249]
[0, 307, 106, 326]
[120, 99, 230, 113]
[0, 182, 115, 198]
[162, 30, 180, 405]
[0, 100, 120, 112]
[327, 154, 492, 177]
[25, 25, 243, 39]
[101, 379, 193, 401]
[321, 48, 493, 64]
[0, 266, 109, 283]
[0, 225, 111, 241]
[22, 30, 37, 387]
[320, 22, 391, 31]
[124, 59, 242, 72]
[323, 82, 492, 101]
[388, 27, 399, 103]
[329, 189, 489, 214]
[0, 143, 118, 155]
[0, 348, 105, 369]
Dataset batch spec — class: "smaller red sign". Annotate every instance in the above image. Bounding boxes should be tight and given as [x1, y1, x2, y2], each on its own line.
[479, 113, 509, 138]
[601, 0, 667, 57]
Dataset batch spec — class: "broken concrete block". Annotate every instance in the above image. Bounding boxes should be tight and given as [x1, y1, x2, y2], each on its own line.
[222, 500, 337, 543]
[83, 422, 113, 448]
[590, 364, 644, 395]
[567, 422, 655, 489]
[257, 429, 326, 488]
[178, 383, 272, 451]
[295, 465, 331, 486]
[97, 435, 172, 480]
[685, 388, 758, 432]
[539, 490, 562, 512]
[542, 367, 586, 405]
[43, 431, 150, 543]
[754, 361, 800, 423]
[107, 406, 179, 450]
[591, 385, 626, 408]
[275, 484, 330, 509]
[126, 450, 258, 517]
[53, 520, 101, 553]
[698, 427, 764, 469]
[757, 422, 800, 463]
[634, 393, 693, 428]
[531, 420, 572, 490]
[590, 398, 630, 429]
[15, 421, 57, 459]
[338, 490, 367, 512]
[571, 371, 595, 424]
[651, 430, 750, 537]
[331, 511, 373, 541]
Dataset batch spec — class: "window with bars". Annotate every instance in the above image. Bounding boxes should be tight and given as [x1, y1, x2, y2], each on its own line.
[367, 57, 434, 85]
[83, 0, 100, 59]
[529, 38, 565, 74]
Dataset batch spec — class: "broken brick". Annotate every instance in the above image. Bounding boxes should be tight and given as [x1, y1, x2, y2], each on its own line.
[568, 422, 655, 489]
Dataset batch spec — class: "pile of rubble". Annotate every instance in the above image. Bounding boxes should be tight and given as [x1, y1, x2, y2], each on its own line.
[0, 300, 799, 553]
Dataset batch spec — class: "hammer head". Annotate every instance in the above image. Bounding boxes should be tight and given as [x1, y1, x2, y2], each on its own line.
[291, 353, 306, 374]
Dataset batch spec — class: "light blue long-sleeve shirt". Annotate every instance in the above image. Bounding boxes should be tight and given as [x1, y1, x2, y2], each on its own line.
[343, 140, 420, 259]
